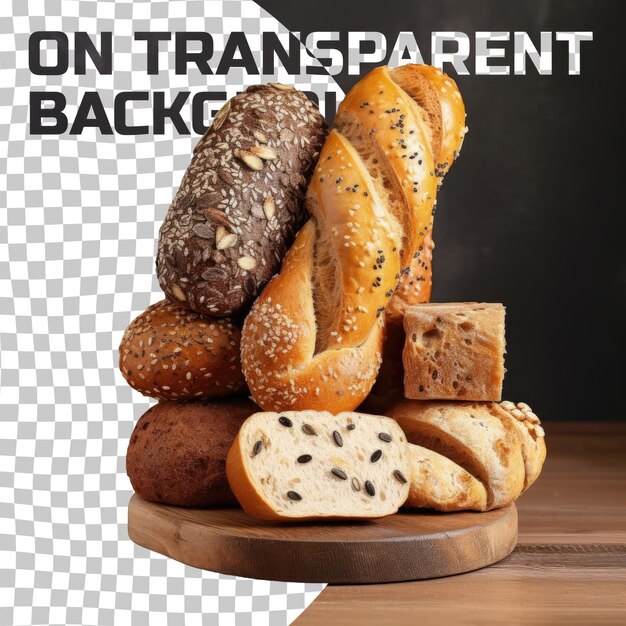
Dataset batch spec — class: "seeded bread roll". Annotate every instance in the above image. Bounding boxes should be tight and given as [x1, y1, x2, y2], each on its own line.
[390, 399, 546, 511]
[241, 65, 466, 413]
[119, 299, 246, 401]
[405, 443, 488, 511]
[157, 84, 327, 317]
[403, 303, 506, 401]
[226, 411, 411, 521]
[127, 399, 258, 507]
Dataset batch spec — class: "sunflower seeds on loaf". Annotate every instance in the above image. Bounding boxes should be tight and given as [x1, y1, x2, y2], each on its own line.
[156, 84, 328, 317]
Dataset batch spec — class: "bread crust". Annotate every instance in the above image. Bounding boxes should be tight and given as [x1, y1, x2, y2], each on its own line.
[240, 221, 384, 413]
[157, 84, 327, 317]
[127, 399, 257, 507]
[389, 399, 546, 511]
[241, 65, 466, 413]
[119, 299, 246, 401]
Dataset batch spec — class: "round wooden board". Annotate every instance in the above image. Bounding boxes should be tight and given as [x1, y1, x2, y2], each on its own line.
[128, 495, 517, 584]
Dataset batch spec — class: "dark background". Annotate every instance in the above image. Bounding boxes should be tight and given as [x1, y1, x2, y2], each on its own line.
[258, 0, 624, 421]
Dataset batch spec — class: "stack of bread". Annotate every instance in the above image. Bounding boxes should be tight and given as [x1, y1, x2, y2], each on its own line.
[121, 65, 546, 522]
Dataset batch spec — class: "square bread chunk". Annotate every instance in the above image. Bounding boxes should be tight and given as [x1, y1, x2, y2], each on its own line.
[402, 303, 505, 401]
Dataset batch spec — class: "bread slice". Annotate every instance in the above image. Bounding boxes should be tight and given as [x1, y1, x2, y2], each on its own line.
[226, 411, 410, 521]
[403, 302, 506, 401]
[405, 443, 488, 512]
[389, 400, 525, 509]
[389, 399, 546, 510]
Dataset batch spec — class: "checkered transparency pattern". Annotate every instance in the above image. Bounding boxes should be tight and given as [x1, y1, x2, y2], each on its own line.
[0, 1, 344, 624]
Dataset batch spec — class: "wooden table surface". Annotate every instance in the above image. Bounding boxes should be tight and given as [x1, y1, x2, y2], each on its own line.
[295, 423, 626, 626]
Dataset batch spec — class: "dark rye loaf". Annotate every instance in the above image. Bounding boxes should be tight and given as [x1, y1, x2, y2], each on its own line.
[156, 84, 328, 317]
[127, 398, 258, 507]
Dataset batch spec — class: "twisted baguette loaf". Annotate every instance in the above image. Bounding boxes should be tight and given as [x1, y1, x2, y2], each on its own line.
[241, 65, 466, 412]
[364, 67, 467, 413]
[390, 399, 547, 511]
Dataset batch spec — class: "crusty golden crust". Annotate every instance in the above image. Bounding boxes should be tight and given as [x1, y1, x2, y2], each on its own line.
[241, 65, 466, 413]
[356, 66, 467, 412]
[119, 299, 246, 401]
[385, 65, 467, 322]
[240, 221, 384, 413]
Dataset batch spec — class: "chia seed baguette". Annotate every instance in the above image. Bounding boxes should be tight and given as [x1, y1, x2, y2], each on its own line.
[363, 66, 468, 414]
[226, 410, 411, 521]
[157, 84, 328, 318]
[241, 65, 466, 413]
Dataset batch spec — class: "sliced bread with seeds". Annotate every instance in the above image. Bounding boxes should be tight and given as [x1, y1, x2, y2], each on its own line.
[226, 410, 410, 521]
[119, 299, 246, 401]
[157, 84, 327, 318]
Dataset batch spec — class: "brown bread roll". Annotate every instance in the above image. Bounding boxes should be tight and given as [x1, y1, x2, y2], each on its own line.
[119, 299, 246, 401]
[127, 399, 258, 507]
[156, 84, 327, 318]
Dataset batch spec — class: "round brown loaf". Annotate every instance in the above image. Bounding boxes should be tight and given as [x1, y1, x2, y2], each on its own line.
[126, 398, 258, 507]
[156, 83, 328, 318]
[119, 299, 246, 401]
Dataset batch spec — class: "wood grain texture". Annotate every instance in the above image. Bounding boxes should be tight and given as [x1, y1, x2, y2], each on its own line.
[294, 423, 626, 625]
[128, 498, 517, 584]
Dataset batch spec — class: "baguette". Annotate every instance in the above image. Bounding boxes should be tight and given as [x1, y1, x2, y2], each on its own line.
[390, 399, 546, 511]
[226, 410, 410, 521]
[119, 299, 246, 401]
[157, 84, 327, 317]
[241, 65, 466, 413]
[364, 66, 467, 412]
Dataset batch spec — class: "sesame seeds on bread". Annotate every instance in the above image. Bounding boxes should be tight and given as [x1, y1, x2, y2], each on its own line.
[157, 84, 328, 318]
[241, 65, 466, 413]
[119, 299, 246, 401]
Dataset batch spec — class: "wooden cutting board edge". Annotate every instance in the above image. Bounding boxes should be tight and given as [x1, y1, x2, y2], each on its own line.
[128, 494, 518, 584]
